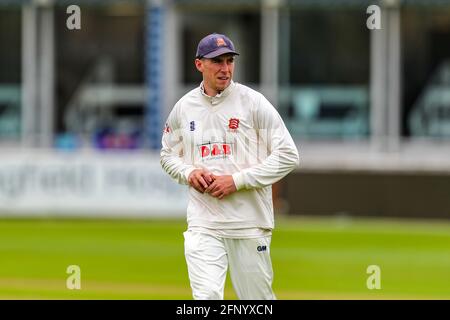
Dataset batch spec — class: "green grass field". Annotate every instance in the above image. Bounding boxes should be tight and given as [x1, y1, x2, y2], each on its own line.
[0, 216, 449, 299]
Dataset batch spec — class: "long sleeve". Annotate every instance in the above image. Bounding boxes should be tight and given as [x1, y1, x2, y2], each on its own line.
[160, 103, 196, 185]
[232, 94, 300, 190]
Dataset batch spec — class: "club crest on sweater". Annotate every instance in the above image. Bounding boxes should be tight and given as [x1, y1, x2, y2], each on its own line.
[228, 118, 240, 132]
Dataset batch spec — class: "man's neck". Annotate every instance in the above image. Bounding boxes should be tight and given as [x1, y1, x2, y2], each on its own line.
[203, 85, 219, 97]
[202, 83, 226, 97]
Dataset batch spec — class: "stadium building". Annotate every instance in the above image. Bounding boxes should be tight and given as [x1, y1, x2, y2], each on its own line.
[1, 0, 450, 218]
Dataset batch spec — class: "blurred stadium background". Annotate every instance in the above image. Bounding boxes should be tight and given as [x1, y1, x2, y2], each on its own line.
[0, 0, 449, 299]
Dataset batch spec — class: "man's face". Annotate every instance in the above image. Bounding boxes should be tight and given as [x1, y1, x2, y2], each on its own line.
[195, 54, 235, 95]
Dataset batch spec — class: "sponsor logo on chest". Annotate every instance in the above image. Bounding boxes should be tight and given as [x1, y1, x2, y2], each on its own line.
[199, 142, 233, 160]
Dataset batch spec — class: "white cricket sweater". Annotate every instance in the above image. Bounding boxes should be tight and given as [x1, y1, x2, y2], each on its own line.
[160, 81, 299, 231]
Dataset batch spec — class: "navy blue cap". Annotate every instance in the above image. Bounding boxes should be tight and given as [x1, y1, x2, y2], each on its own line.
[195, 33, 239, 59]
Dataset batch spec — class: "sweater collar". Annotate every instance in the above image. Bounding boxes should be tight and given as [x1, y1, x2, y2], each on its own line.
[200, 81, 235, 105]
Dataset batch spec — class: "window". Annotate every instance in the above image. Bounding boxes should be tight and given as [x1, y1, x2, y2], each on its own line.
[279, 8, 370, 140]
[55, 3, 146, 149]
[402, 7, 450, 139]
[0, 8, 21, 141]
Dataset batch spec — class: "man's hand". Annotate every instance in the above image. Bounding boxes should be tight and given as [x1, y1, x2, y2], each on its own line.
[204, 175, 237, 200]
[188, 169, 215, 193]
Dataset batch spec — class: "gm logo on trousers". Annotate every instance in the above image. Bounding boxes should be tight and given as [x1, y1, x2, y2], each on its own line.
[257, 245, 267, 252]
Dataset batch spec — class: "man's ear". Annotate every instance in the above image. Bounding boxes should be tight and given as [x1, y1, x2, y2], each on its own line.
[195, 58, 203, 73]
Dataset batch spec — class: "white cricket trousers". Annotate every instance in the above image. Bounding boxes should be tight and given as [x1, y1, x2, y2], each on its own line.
[183, 231, 276, 300]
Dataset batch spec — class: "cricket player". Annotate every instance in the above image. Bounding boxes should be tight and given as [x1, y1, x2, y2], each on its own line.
[160, 33, 299, 300]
